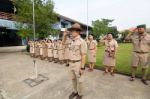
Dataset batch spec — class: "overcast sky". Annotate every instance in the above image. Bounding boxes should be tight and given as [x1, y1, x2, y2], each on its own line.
[53, 0, 150, 30]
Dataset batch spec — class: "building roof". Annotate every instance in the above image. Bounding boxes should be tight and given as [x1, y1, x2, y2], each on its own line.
[57, 13, 92, 29]
[0, 0, 14, 13]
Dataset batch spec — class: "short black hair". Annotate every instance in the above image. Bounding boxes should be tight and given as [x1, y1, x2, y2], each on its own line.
[137, 24, 146, 29]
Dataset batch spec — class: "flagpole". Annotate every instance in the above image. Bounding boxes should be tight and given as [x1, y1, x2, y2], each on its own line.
[32, 0, 38, 79]
[86, 0, 89, 37]
[33, 0, 35, 40]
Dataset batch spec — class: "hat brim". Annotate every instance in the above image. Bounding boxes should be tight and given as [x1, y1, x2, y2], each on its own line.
[68, 27, 82, 32]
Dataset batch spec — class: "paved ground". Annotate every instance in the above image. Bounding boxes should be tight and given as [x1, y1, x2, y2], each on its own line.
[0, 52, 150, 99]
[0, 46, 26, 53]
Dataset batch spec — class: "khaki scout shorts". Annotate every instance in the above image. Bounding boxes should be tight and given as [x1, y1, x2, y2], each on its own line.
[131, 52, 150, 69]
[69, 61, 84, 83]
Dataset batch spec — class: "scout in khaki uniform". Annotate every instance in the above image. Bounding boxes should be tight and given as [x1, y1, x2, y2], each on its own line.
[30, 41, 35, 57]
[87, 34, 97, 72]
[36, 41, 40, 58]
[47, 39, 53, 62]
[42, 40, 47, 60]
[63, 37, 71, 66]
[53, 40, 59, 63]
[125, 25, 150, 85]
[39, 40, 43, 60]
[34, 41, 38, 58]
[29, 41, 34, 57]
[100, 33, 118, 76]
[58, 39, 64, 64]
[63, 23, 87, 99]
[45, 40, 49, 60]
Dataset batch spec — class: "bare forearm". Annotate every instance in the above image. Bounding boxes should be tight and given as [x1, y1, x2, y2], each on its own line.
[80, 54, 86, 68]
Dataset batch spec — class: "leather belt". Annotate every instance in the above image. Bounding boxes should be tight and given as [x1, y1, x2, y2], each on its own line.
[105, 50, 115, 52]
[134, 51, 149, 54]
[70, 60, 80, 63]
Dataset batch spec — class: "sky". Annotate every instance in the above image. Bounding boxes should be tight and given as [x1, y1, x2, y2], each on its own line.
[53, 0, 150, 30]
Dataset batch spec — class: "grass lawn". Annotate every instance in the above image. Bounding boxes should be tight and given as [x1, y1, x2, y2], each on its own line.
[93, 43, 150, 79]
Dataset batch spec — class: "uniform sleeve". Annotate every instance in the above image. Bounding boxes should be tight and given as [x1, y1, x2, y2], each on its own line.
[81, 41, 87, 54]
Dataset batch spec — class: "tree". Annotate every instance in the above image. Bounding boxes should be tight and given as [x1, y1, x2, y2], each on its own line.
[14, 0, 58, 39]
[92, 18, 118, 38]
[119, 30, 129, 41]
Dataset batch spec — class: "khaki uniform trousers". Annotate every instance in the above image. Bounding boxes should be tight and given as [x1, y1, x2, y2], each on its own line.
[69, 61, 84, 96]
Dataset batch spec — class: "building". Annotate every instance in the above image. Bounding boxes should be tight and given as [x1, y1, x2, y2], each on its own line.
[0, 0, 92, 47]
[0, 0, 21, 47]
[54, 14, 92, 38]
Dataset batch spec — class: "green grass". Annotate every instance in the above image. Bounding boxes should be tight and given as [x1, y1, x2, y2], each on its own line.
[93, 43, 150, 79]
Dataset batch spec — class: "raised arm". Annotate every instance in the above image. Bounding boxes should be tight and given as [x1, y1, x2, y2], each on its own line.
[62, 29, 68, 44]
[125, 28, 136, 41]
[99, 35, 107, 44]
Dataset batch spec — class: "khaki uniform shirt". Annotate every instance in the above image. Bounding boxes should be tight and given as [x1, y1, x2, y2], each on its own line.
[104, 39, 118, 51]
[69, 36, 87, 61]
[131, 33, 150, 52]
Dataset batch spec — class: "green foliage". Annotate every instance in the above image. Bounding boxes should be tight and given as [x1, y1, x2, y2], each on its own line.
[92, 18, 118, 38]
[14, 0, 58, 39]
[119, 30, 129, 40]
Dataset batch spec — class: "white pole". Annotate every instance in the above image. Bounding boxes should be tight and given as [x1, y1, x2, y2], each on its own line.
[33, 0, 35, 40]
[86, 0, 89, 37]
[32, 0, 38, 79]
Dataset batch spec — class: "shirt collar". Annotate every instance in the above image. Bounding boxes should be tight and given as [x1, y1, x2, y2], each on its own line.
[73, 35, 80, 41]
[139, 32, 147, 37]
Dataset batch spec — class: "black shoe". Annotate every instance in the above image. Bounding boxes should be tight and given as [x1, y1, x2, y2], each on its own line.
[69, 92, 78, 99]
[76, 95, 82, 99]
[141, 79, 149, 85]
[66, 64, 69, 67]
[129, 77, 135, 81]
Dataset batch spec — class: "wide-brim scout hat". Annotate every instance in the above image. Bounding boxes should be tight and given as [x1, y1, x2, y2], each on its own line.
[68, 23, 83, 32]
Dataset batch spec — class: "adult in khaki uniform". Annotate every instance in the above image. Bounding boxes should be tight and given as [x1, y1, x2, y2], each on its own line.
[47, 39, 53, 62]
[125, 25, 150, 85]
[30, 41, 35, 57]
[29, 41, 34, 57]
[100, 33, 118, 76]
[34, 41, 37, 58]
[58, 39, 64, 64]
[63, 37, 71, 66]
[45, 40, 49, 60]
[42, 40, 47, 60]
[53, 40, 59, 63]
[63, 23, 87, 99]
[87, 34, 97, 72]
[39, 40, 43, 60]
[36, 41, 40, 58]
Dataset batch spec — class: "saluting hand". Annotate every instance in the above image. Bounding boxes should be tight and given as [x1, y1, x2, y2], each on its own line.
[63, 29, 68, 36]
[129, 28, 136, 33]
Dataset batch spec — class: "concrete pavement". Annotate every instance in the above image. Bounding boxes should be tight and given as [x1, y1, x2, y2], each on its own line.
[0, 52, 150, 99]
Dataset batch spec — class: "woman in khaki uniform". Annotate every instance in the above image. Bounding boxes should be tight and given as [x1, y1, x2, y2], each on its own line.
[29, 41, 34, 57]
[47, 39, 53, 62]
[39, 40, 43, 60]
[36, 41, 40, 58]
[63, 37, 71, 66]
[100, 33, 118, 76]
[58, 39, 64, 64]
[87, 34, 97, 72]
[42, 40, 47, 60]
[53, 40, 59, 63]
[45, 40, 49, 60]
[34, 41, 39, 58]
